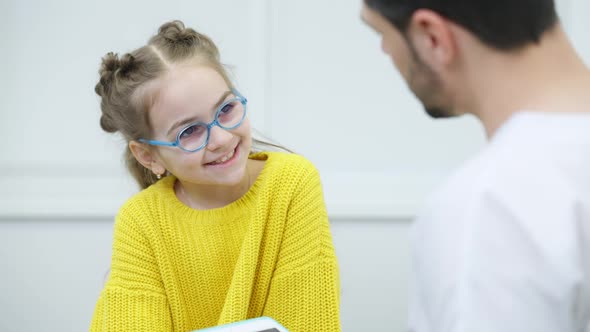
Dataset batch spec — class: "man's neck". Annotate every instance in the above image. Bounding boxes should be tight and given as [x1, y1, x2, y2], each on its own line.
[459, 24, 590, 138]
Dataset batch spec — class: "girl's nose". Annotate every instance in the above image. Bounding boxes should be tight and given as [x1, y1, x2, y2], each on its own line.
[206, 125, 233, 151]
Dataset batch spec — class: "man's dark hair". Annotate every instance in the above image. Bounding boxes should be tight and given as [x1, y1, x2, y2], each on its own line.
[365, 0, 558, 50]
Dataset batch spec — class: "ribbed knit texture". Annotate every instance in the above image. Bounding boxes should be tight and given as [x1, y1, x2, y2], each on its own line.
[90, 152, 341, 332]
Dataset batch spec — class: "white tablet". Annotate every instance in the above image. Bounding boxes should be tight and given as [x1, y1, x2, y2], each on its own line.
[193, 316, 289, 332]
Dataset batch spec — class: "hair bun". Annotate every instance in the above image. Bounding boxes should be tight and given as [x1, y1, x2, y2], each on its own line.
[99, 113, 118, 133]
[95, 52, 119, 97]
[117, 53, 137, 77]
[95, 52, 138, 98]
[158, 20, 198, 46]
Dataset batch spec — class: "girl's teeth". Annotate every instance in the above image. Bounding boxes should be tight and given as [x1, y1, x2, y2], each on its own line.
[213, 150, 234, 164]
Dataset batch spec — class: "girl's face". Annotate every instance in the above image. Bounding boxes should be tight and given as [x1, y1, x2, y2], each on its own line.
[147, 65, 252, 188]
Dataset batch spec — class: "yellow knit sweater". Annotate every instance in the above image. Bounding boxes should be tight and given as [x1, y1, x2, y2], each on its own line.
[90, 152, 341, 332]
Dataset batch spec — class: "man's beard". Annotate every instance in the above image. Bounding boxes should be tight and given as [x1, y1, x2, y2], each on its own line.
[424, 106, 451, 118]
[406, 40, 455, 119]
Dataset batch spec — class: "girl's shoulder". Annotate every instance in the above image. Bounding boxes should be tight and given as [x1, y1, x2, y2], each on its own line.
[252, 152, 322, 193]
[117, 176, 175, 216]
[252, 151, 318, 175]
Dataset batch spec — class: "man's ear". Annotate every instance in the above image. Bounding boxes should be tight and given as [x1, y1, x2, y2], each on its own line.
[129, 140, 166, 175]
[406, 9, 457, 68]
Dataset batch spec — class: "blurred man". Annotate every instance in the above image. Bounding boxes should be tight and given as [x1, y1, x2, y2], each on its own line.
[361, 1, 590, 331]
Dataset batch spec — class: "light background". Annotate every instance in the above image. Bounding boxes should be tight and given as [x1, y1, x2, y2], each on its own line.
[0, 0, 587, 330]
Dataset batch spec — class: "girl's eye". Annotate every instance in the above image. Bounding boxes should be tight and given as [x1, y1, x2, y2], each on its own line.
[180, 124, 205, 139]
[220, 102, 235, 114]
[181, 126, 194, 137]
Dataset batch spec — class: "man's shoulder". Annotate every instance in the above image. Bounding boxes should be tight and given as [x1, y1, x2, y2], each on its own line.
[421, 142, 539, 221]
[432, 132, 566, 201]
[419, 134, 583, 232]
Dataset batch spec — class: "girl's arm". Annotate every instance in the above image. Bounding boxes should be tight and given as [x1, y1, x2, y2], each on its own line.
[90, 210, 172, 331]
[263, 164, 341, 332]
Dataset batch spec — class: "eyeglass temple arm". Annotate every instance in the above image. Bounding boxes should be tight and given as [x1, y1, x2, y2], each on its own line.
[231, 88, 247, 102]
[138, 138, 178, 147]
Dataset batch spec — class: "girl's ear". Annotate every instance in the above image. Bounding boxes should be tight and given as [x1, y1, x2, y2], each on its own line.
[129, 140, 166, 175]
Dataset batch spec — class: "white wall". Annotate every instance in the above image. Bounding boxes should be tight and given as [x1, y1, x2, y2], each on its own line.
[1, 0, 589, 331]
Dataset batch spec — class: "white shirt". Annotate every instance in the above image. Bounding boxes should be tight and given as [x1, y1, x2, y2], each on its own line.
[409, 112, 590, 332]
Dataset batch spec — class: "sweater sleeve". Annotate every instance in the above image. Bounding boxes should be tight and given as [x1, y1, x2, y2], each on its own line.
[263, 162, 341, 332]
[90, 208, 172, 332]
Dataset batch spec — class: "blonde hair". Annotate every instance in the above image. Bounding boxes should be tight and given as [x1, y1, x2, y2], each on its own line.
[96, 21, 236, 189]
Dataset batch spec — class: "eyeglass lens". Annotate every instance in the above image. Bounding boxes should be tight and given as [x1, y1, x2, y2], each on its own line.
[177, 99, 245, 151]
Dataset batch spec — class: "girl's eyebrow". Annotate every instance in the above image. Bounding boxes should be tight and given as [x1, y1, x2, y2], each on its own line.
[166, 90, 232, 136]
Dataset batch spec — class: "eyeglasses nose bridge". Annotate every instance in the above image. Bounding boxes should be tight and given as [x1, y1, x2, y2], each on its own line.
[207, 120, 232, 142]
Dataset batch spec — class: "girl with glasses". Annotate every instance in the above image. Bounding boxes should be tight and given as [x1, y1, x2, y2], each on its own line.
[91, 20, 341, 332]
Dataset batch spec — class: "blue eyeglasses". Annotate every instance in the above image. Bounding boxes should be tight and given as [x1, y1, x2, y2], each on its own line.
[139, 89, 248, 153]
